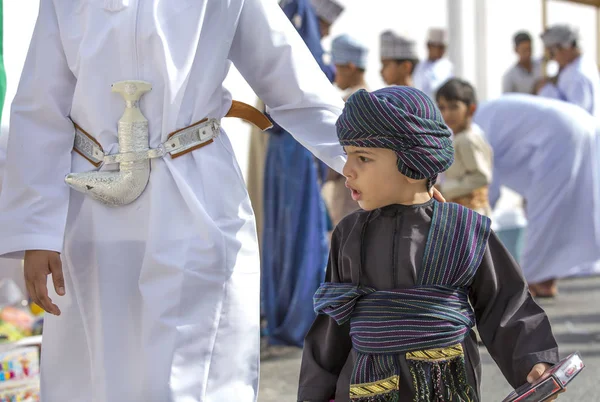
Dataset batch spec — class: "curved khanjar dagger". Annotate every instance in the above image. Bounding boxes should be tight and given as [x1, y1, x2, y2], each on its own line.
[65, 81, 152, 206]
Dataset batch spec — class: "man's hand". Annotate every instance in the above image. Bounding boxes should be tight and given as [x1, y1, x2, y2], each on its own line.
[431, 187, 446, 203]
[527, 363, 563, 401]
[24, 250, 65, 316]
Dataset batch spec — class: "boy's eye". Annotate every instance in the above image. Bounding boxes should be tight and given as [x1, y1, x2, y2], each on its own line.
[359, 156, 370, 163]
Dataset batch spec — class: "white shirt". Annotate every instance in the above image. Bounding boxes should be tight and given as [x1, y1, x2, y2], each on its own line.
[502, 60, 542, 94]
[413, 58, 453, 100]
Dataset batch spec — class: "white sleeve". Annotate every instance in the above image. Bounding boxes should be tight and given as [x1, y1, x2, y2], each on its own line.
[228, 0, 346, 173]
[560, 75, 595, 115]
[0, 0, 76, 258]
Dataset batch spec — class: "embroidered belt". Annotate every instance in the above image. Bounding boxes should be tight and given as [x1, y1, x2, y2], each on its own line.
[72, 100, 272, 168]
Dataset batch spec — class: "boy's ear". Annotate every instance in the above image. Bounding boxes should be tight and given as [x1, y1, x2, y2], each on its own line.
[468, 103, 477, 117]
[400, 60, 412, 74]
[405, 177, 422, 184]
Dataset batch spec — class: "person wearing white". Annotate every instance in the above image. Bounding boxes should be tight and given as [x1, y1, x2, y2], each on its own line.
[0, 1, 347, 401]
[474, 94, 600, 297]
[538, 24, 600, 118]
[413, 28, 454, 100]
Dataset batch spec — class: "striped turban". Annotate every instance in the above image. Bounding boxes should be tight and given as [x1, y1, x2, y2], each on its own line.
[336, 86, 454, 186]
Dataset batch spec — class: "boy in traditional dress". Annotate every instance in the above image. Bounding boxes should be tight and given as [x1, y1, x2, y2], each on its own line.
[298, 86, 559, 402]
[436, 78, 493, 216]
[379, 31, 419, 87]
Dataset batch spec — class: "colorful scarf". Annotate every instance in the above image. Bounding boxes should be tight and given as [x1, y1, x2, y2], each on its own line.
[336, 86, 453, 189]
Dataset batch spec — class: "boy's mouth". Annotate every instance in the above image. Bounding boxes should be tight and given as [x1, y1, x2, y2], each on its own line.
[345, 182, 362, 201]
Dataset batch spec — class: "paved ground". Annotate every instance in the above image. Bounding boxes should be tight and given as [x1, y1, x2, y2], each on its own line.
[258, 276, 600, 401]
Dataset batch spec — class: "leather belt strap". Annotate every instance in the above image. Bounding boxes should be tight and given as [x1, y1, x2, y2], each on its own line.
[72, 100, 273, 167]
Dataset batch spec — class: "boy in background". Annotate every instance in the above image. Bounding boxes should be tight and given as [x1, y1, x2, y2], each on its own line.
[436, 78, 493, 216]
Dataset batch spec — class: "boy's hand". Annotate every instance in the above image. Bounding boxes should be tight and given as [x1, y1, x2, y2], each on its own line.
[431, 187, 446, 203]
[24, 250, 65, 316]
[527, 363, 563, 401]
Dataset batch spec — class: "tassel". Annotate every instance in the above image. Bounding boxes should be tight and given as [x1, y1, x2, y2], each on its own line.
[407, 344, 478, 402]
[103, 0, 129, 11]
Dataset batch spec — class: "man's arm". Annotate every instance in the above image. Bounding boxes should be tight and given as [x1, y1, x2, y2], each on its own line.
[0, 0, 76, 257]
[560, 74, 595, 115]
[0, 0, 76, 314]
[228, 0, 346, 173]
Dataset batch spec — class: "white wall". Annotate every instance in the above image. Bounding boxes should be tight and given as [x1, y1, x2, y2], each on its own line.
[3, 1, 599, 179]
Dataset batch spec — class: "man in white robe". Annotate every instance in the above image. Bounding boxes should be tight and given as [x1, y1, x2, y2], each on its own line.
[0, 1, 347, 401]
[413, 28, 454, 100]
[538, 24, 600, 118]
[474, 94, 600, 297]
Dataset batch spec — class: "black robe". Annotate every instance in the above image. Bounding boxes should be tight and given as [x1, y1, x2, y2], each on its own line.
[298, 199, 559, 402]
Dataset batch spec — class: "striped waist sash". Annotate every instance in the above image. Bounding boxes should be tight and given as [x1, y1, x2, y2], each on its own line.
[314, 282, 474, 354]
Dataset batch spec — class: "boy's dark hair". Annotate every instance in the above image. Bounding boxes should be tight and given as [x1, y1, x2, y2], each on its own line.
[435, 78, 477, 107]
[393, 59, 419, 75]
[513, 31, 532, 47]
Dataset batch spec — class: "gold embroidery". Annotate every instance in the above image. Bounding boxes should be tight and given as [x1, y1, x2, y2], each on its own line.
[350, 375, 400, 399]
[406, 343, 464, 362]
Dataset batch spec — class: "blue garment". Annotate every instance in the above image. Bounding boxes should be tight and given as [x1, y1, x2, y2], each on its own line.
[261, 0, 332, 347]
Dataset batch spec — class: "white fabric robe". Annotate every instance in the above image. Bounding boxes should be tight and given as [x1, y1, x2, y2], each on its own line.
[412, 58, 453, 100]
[474, 94, 600, 283]
[0, 1, 345, 401]
[0, 135, 26, 297]
[538, 55, 600, 118]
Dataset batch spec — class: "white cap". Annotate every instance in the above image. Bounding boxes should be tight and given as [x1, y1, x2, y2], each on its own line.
[541, 24, 579, 48]
[311, 0, 344, 24]
[331, 34, 369, 69]
[427, 28, 448, 46]
[380, 30, 418, 60]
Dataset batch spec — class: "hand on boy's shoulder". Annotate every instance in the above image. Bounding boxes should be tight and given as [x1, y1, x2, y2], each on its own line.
[430, 187, 446, 203]
[526, 363, 564, 401]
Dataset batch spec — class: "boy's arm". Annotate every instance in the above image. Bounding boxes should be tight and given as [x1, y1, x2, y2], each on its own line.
[469, 231, 559, 389]
[228, 0, 346, 174]
[440, 135, 492, 200]
[298, 227, 352, 402]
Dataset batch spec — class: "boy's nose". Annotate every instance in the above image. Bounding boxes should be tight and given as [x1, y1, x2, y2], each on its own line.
[342, 161, 354, 179]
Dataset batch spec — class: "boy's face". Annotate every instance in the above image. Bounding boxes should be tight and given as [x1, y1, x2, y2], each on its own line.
[343, 145, 409, 210]
[334, 63, 357, 90]
[548, 45, 574, 68]
[380, 60, 410, 86]
[318, 18, 331, 38]
[437, 96, 474, 135]
[427, 43, 445, 61]
[515, 40, 532, 64]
